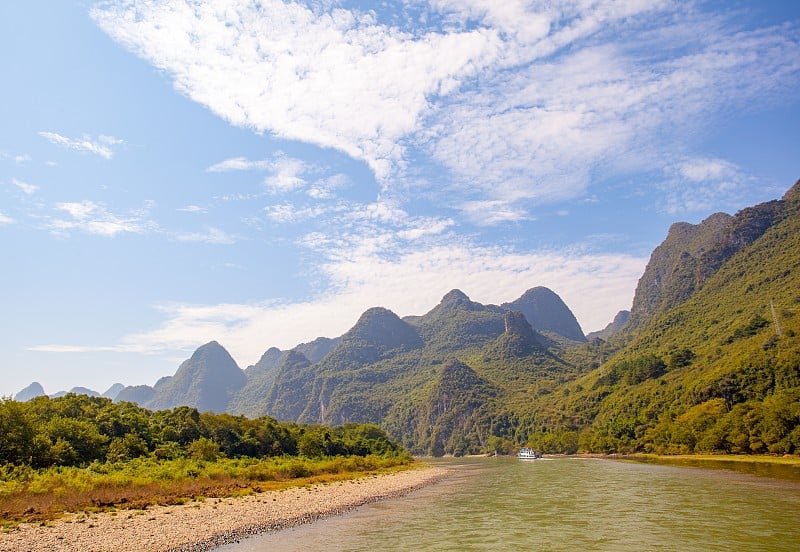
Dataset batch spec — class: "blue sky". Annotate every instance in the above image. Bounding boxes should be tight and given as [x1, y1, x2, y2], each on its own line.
[1, 0, 798, 397]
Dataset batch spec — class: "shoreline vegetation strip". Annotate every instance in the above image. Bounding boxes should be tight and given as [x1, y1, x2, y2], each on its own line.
[0, 454, 415, 525]
[0, 464, 449, 552]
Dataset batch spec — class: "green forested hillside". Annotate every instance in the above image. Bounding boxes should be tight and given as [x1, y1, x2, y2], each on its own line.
[11, 184, 799, 458]
[263, 292, 586, 455]
[533, 182, 800, 454]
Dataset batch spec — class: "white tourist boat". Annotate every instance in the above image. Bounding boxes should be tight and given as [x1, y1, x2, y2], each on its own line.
[517, 447, 542, 459]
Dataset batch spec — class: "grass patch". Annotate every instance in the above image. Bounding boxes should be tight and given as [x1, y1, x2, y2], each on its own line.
[0, 454, 414, 525]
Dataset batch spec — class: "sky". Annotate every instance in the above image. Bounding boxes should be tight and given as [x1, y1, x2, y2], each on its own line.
[1, 0, 798, 398]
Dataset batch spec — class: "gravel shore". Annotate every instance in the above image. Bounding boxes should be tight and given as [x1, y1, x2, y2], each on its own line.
[0, 466, 449, 552]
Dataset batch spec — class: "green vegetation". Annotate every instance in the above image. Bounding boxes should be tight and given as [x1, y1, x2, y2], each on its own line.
[290, 181, 799, 458]
[0, 393, 411, 523]
[530, 183, 800, 455]
[9, 184, 800, 465]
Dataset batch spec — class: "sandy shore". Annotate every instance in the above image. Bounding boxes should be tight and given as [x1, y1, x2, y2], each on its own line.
[0, 466, 449, 552]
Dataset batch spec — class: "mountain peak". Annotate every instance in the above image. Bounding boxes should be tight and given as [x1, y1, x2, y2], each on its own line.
[630, 192, 785, 326]
[146, 340, 246, 413]
[504, 310, 535, 336]
[328, 307, 423, 366]
[352, 307, 421, 346]
[442, 288, 469, 302]
[503, 287, 585, 342]
[245, 347, 284, 377]
[782, 179, 800, 202]
[194, 340, 224, 353]
[14, 381, 45, 402]
[483, 311, 545, 358]
[432, 289, 484, 313]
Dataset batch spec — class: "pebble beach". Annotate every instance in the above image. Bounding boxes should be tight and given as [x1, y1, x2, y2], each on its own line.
[0, 466, 449, 552]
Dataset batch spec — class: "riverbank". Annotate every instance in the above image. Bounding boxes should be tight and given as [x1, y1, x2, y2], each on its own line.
[0, 465, 449, 552]
[616, 453, 800, 481]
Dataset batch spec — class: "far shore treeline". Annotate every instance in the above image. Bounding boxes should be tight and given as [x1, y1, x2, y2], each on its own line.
[0, 393, 406, 469]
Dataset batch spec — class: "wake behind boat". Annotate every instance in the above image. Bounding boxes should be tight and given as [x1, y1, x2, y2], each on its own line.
[518, 448, 542, 460]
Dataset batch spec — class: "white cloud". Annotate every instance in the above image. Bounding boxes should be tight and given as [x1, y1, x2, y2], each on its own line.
[26, 345, 117, 353]
[175, 227, 238, 244]
[2, 152, 32, 164]
[264, 202, 332, 223]
[263, 156, 309, 193]
[206, 157, 272, 172]
[396, 217, 455, 240]
[0, 212, 14, 225]
[458, 200, 530, 226]
[39, 131, 123, 159]
[91, 0, 501, 181]
[12, 178, 38, 195]
[207, 153, 316, 194]
[307, 173, 349, 199]
[177, 205, 208, 213]
[659, 156, 767, 215]
[47, 200, 156, 237]
[676, 158, 739, 182]
[91, 1, 800, 219]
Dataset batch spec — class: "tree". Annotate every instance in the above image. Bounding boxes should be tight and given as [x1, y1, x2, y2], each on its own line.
[45, 416, 108, 465]
[0, 399, 37, 464]
[106, 432, 150, 462]
[188, 437, 219, 461]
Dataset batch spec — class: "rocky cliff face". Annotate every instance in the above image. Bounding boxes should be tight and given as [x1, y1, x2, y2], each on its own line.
[629, 195, 785, 328]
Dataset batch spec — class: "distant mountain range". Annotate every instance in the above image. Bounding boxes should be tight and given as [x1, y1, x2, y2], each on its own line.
[16, 180, 800, 456]
[15, 381, 125, 402]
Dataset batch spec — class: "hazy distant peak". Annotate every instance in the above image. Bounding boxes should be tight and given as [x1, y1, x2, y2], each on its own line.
[70, 386, 100, 397]
[102, 383, 126, 400]
[14, 381, 45, 402]
[586, 310, 630, 341]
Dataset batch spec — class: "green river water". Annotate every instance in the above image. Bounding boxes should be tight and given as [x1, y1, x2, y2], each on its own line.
[218, 457, 800, 551]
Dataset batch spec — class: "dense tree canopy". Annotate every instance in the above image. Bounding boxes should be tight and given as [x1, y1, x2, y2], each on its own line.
[0, 394, 405, 468]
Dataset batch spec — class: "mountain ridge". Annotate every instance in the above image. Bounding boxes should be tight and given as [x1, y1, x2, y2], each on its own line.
[13, 181, 800, 456]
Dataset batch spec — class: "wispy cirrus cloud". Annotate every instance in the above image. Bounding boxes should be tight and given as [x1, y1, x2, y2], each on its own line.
[39, 131, 123, 159]
[175, 227, 239, 245]
[92, 1, 800, 223]
[91, 1, 499, 182]
[176, 205, 208, 213]
[0, 152, 31, 164]
[0, 212, 14, 225]
[207, 154, 308, 193]
[264, 202, 335, 224]
[208, 152, 351, 199]
[658, 157, 774, 215]
[12, 178, 38, 195]
[26, 344, 118, 353]
[46, 200, 156, 237]
[206, 156, 273, 172]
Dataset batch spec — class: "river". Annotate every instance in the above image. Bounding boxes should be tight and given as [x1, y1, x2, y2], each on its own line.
[217, 457, 800, 551]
